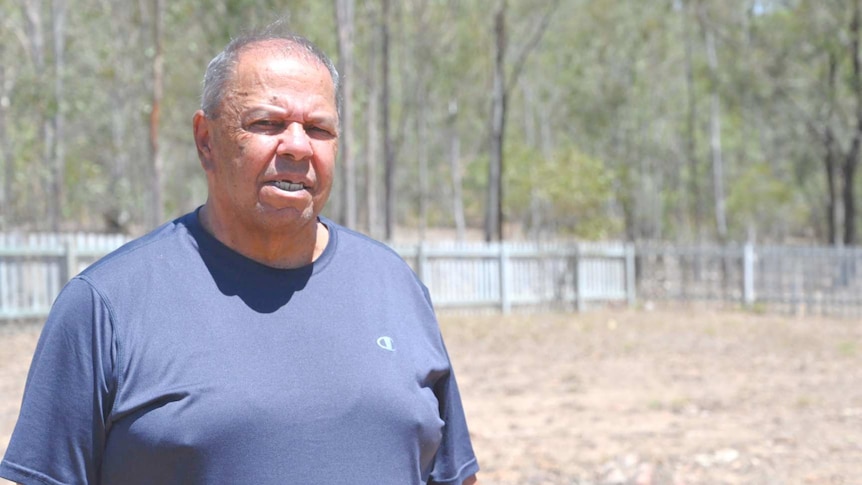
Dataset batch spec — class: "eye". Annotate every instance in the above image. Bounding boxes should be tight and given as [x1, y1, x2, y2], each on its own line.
[247, 119, 284, 133]
[306, 124, 335, 139]
[255, 120, 281, 127]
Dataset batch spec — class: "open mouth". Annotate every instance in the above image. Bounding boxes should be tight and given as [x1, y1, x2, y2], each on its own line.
[269, 180, 307, 192]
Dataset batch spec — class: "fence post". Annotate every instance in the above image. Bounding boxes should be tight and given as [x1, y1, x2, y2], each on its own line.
[625, 243, 637, 307]
[743, 242, 755, 306]
[499, 243, 511, 314]
[64, 237, 77, 283]
[574, 244, 584, 312]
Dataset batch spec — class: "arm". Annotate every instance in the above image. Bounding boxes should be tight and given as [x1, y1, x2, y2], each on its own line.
[0, 278, 115, 485]
[463, 474, 478, 485]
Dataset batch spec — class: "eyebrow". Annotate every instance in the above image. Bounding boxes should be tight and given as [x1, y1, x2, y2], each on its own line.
[241, 104, 337, 126]
[243, 106, 285, 117]
[306, 113, 337, 126]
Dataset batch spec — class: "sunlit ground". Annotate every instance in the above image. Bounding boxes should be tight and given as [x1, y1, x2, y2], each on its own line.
[440, 307, 862, 484]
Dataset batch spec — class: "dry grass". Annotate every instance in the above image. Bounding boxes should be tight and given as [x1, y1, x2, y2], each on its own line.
[439, 307, 862, 484]
[2, 309, 861, 484]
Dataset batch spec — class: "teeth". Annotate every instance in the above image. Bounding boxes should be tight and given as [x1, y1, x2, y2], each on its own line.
[273, 181, 305, 192]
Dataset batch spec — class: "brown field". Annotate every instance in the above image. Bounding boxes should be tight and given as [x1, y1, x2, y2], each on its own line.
[2, 308, 862, 484]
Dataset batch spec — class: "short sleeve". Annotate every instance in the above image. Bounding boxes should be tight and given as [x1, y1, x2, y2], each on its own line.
[428, 351, 480, 485]
[0, 277, 117, 485]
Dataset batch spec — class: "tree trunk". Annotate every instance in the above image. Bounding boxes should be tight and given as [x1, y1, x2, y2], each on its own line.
[705, 27, 727, 242]
[521, 79, 541, 236]
[448, 101, 465, 241]
[412, 3, 430, 242]
[335, 0, 356, 229]
[416, 89, 429, 241]
[0, 42, 10, 229]
[485, 0, 507, 242]
[96, 0, 132, 232]
[739, 1, 758, 241]
[50, 0, 67, 231]
[482, 0, 556, 242]
[682, 0, 702, 241]
[149, 0, 165, 228]
[365, 5, 380, 238]
[843, 155, 858, 246]
[825, 128, 840, 245]
[381, 0, 394, 241]
[22, 0, 54, 229]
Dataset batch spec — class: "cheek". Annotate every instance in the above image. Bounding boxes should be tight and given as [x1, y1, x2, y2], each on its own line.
[316, 164, 335, 193]
[233, 132, 255, 156]
[231, 136, 277, 173]
[314, 144, 338, 178]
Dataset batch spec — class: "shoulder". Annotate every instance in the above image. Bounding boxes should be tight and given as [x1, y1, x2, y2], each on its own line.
[81, 212, 198, 283]
[323, 217, 410, 268]
[321, 218, 432, 301]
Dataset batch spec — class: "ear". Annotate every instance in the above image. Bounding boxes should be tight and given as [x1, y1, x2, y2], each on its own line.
[193, 110, 214, 171]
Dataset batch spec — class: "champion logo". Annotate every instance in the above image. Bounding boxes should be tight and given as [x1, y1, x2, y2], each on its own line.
[376, 336, 395, 352]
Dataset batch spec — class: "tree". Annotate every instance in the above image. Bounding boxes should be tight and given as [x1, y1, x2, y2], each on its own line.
[381, 0, 394, 240]
[448, 101, 466, 241]
[335, 0, 356, 229]
[0, 31, 12, 229]
[484, 0, 559, 242]
[49, 0, 67, 231]
[702, 11, 728, 242]
[843, 0, 862, 245]
[362, 0, 381, 238]
[485, 0, 506, 242]
[682, 0, 704, 241]
[21, 0, 52, 228]
[767, 0, 862, 245]
[1, 0, 859, 246]
[149, 0, 165, 229]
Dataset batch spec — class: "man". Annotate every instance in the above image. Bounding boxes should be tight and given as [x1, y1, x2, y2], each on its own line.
[0, 27, 479, 485]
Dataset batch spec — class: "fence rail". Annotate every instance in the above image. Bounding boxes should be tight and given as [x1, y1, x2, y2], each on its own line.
[636, 242, 862, 318]
[3, 233, 862, 320]
[0, 233, 129, 320]
[393, 241, 636, 313]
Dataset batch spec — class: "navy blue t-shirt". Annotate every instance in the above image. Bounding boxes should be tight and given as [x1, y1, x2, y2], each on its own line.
[0, 211, 478, 485]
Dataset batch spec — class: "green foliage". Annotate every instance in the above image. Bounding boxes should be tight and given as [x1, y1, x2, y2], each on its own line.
[504, 144, 619, 239]
[0, 0, 858, 243]
[726, 161, 800, 234]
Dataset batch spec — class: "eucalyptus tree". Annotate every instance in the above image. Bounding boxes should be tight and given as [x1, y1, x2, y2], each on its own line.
[483, 0, 559, 241]
[150, 0, 165, 229]
[2, 0, 856, 247]
[0, 4, 15, 229]
[334, 0, 356, 230]
[760, 0, 862, 245]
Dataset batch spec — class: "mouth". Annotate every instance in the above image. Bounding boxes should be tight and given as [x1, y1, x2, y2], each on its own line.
[267, 180, 308, 192]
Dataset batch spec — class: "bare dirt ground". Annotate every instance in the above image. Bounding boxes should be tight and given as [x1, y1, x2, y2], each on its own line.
[439, 308, 862, 485]
[2, 308, 861, 484]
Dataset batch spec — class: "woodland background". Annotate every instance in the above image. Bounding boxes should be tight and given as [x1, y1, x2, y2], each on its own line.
[1, 0, 860, 246]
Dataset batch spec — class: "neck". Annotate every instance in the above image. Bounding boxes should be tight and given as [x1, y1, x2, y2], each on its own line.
[198, 204, 329, 269]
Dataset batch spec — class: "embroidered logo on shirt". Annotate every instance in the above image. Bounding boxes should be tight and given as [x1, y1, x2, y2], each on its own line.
[376, 336, 395, 352]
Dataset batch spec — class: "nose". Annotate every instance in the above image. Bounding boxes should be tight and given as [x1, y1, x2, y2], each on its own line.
[276, 122, 314, 160]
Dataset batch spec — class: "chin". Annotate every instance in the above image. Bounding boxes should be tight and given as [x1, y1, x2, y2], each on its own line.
[258, 206, 318, 228]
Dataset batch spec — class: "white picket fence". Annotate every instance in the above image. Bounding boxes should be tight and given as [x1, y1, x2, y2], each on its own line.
[4, 233, 862, 320]
[0, 233, 129, 320]
[392, 241, 636, 313]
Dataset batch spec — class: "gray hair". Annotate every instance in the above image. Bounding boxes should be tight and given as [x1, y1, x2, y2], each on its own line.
[200, 23, 341, 121]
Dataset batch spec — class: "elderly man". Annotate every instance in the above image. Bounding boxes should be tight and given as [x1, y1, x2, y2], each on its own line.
[0, 28, 479, 485]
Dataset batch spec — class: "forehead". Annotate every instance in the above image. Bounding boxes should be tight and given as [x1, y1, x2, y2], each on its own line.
[226, 43, 336, 108]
